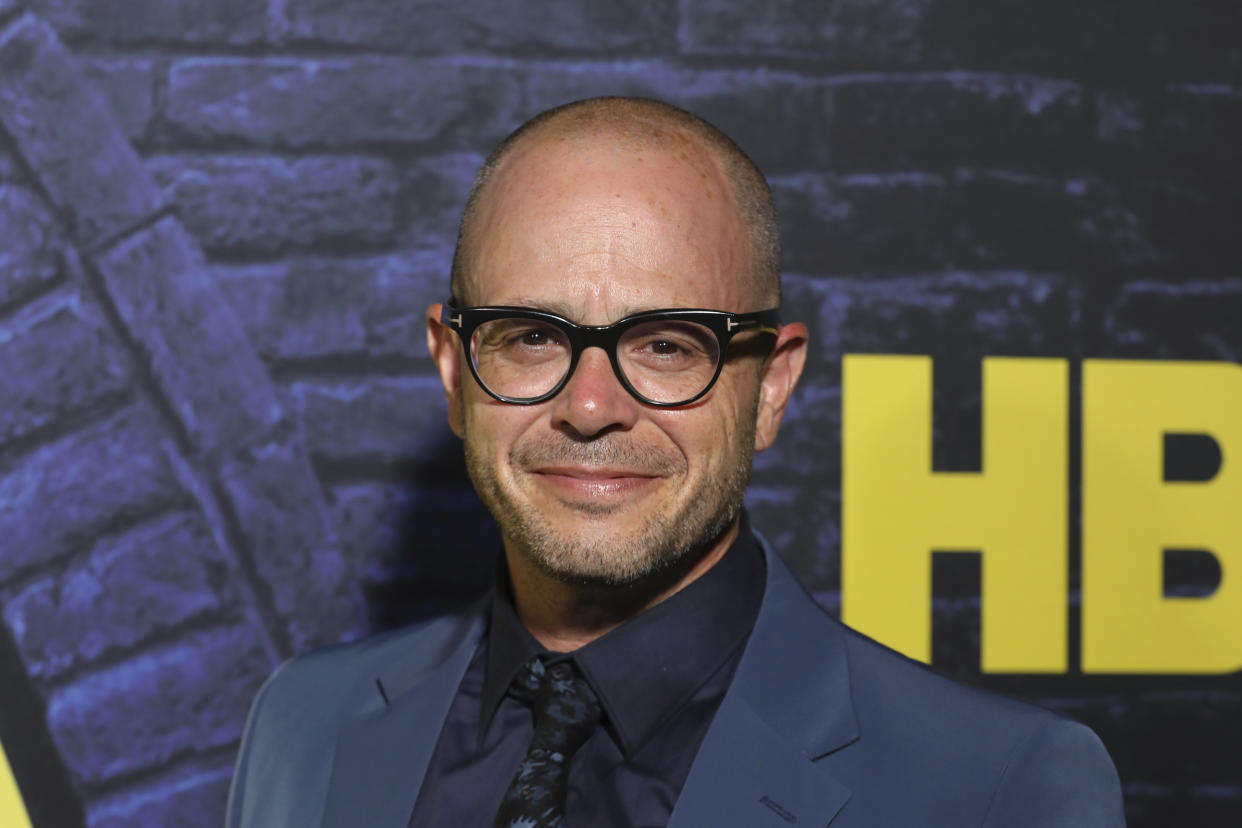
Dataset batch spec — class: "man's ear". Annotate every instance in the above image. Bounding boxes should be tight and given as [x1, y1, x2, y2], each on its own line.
[754, 321, 808, 452]
[427, 302, 465, 438]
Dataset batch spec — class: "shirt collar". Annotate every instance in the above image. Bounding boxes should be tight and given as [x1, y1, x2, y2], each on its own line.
[481, 511, 765, 756]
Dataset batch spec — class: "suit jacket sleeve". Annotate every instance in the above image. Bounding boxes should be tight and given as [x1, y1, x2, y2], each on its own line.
[981, 717, 1126, 827]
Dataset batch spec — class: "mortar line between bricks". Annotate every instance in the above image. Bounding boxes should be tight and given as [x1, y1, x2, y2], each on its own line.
[674, 53, 1096, 83]
[0, 267, 67, 321]
[124, 47, 1094, 89]
[143, 147, 405, 160]
[85, 766, 238, 824]
[0, 501, 182, 612]
[53, 43, 1128, 92]
[35, 605, 248, 693]
[0, 387, 134, 475]
[86, 202, 176, 258]
[65, 251, 203, 457]
[81, 740, 241, 800]
[145, 143, 455, 167]
[63, 41, 520, 63]
[0, 6, 24, 34]
[767, 167, 1078, 185]
[161, 440, 288, 668]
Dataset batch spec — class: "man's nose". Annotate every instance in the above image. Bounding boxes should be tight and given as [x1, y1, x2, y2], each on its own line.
[549, 346, 640, 437]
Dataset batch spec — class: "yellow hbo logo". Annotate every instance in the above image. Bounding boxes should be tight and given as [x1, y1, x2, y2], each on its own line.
[842, 356, 1242, 675]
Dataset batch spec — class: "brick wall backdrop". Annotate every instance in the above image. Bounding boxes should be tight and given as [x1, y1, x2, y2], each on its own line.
[0, 1, 1237, 826]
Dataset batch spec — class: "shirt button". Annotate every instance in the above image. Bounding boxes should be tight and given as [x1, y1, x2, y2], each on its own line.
[551, 664, 571, 680]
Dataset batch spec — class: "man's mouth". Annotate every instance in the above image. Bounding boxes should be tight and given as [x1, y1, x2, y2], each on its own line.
[530, 466, 662, 498]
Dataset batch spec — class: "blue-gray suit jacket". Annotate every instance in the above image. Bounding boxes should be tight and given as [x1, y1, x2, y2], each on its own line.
[226, 540, 1125, 827]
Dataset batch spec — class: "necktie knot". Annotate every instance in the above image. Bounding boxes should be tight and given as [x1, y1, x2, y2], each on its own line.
[519, 660, 601, 749]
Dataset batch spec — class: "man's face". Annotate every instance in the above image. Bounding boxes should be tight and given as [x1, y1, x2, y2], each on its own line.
[431, 133, 799, 587]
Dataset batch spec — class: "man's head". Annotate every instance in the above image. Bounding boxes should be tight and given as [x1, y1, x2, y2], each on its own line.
[428, 97, 806, 593]
[451, 97, 781, 309]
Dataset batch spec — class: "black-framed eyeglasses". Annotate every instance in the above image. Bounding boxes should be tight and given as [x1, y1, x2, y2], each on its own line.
[442, 303, 781, 407]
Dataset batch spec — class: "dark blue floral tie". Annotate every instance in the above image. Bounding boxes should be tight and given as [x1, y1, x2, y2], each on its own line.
[493, 657, 602, 828]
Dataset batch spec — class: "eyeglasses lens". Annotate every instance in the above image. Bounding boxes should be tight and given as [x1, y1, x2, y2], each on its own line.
[617, 320, 720, 403]
[470, 317, 722, 404]
[471, 318, 572, 401]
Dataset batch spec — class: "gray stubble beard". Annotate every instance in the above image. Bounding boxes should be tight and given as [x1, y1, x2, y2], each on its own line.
[463, 417, 757, 589]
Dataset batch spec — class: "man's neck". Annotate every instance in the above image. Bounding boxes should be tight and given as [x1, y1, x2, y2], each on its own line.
[504, 519, 741, 652]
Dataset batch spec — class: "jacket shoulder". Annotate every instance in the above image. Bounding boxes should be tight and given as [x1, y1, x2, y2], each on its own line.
[827, 623, 1124, 826]
[259, 610, 475, 704]
[225, 607, 484, 828]
[840, 622, 1053, 732]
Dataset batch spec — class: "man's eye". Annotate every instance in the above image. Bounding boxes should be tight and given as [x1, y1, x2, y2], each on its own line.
[644, 339, 685, 356]
[632, 336, 702, 362]
[508, 327, 560, 348]
[517, 330, 547, 346]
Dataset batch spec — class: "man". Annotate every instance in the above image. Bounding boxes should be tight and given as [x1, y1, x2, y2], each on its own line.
[227, 97, 1125, 827]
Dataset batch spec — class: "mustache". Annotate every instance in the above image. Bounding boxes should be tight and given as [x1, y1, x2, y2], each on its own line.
[511, 436, 683, 476]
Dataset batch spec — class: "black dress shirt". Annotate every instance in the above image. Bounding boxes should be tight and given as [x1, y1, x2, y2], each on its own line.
[407, 514, 766, 827]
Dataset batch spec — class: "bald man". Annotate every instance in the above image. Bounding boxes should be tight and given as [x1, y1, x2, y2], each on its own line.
[227, 98, 1125, 828]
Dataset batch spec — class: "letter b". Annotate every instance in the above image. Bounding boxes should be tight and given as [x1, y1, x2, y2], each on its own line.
[1083, 360, 1242, 673]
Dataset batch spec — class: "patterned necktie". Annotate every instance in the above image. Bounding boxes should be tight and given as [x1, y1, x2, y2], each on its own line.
[493, 656, 602, 828]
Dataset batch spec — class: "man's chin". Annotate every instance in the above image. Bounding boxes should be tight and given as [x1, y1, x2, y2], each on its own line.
[522, 543, 681, 590]
[508, 515, 686, 588]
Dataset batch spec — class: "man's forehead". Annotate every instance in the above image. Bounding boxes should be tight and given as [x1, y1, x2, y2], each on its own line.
[475, 135, 742, 248]
[491, 129, 727, 199]
[458, 118, 760, 314]
[499, 137, 725, 201]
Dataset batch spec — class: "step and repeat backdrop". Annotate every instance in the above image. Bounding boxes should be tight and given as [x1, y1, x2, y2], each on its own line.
[0, 1, 1238, 826]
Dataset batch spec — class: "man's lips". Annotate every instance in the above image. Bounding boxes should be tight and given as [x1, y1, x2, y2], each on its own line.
[534, 466, 659, 479]
[529, 466, 662, 498]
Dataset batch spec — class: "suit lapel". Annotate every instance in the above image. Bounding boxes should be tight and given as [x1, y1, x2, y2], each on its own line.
[320, 606, 486, 828]
[666, 693, 851, 828]
[670, 542, 860, 828]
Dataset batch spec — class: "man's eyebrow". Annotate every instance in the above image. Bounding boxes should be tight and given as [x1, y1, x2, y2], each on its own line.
[489, 296, 579, 316]
[485, 297, 659, 322]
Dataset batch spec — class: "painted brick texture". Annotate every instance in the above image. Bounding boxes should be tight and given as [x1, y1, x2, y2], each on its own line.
[0, 290, 131, 447]
[26, 0, 267, 46]
[283, 0, 675, 53]
[5, 511, 230, 681]
[0, 2, 1237, 826]
[0, 14, 162, 246]
[165, 58, 523, 150]
[0, 182, 62, 309]
[46, 625, 268, 786]
[0, 406, 189, 582]
[148, 155, 401, 257]
[211, 253, 441, 364]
